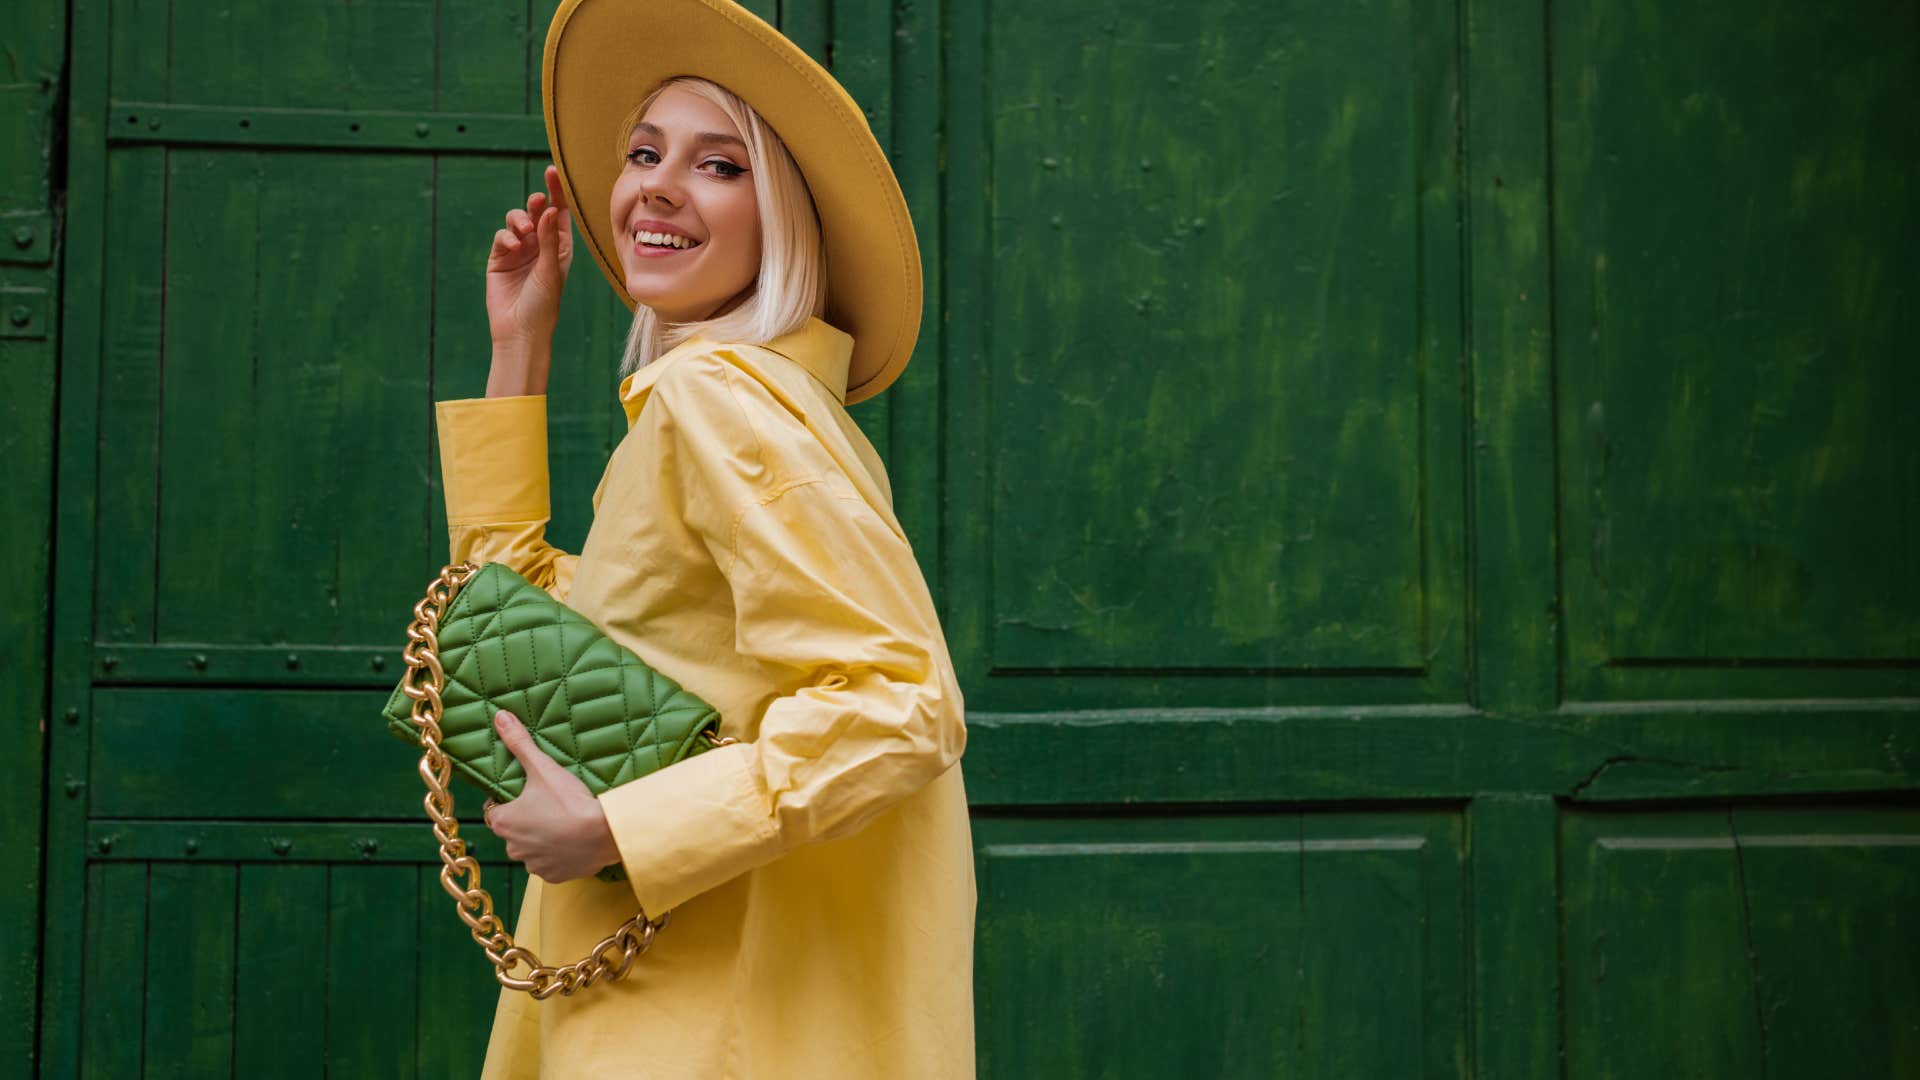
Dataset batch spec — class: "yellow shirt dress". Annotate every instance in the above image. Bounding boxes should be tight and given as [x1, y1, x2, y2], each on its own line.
[433, 315, 976, 1079]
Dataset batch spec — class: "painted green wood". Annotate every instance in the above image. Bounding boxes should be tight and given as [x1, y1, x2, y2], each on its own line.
[107, 104, 549, 154]
[1560, 805, 1920, 1078]
[951, 0, 1466, 688]
[1552, 0, 1920, 699]
[151, 147, 433, 644]
[78, 863, 145, 1078]
[92, 143, 167, 644]
[942, 0, 1467, 712]
[39, 0, 115, 1062]
[325, 865, 420, 1075]
[163, 0, 437, 110]
[1464, 0, 1561, 719]
[1466, 795, 1560, 1080]
[87, 822, 513, 867]
[143, 862, 236, 1077]
[85, 689, 1919, 821]
[1731, 805, 1920, 1074]
[91, 0, 166, 650]
[3, 0, 63, 1074]
[975, 810, 1465, 1078]
[234, 864, 327, 1077]
[89, 643, 404, 683]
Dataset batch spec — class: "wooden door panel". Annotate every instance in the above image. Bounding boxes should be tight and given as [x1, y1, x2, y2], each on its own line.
[1561, 805, 1920, 1078]
[75, 856, 524, 1077]
[944, 0, 1469, 709]
[977, 810, 1466, 1078]
[1552, 0, 1920, 698]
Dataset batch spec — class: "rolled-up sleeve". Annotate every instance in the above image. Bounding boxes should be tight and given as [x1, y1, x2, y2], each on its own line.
[434, 393, 579, 602]
[595, 357, 967, 918]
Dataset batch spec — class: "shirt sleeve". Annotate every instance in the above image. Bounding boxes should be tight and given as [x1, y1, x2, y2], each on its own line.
[433, 394, 579, 603]
[594, 353, 968, 918]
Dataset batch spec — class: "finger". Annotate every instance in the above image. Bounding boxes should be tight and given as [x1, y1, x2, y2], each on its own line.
[526, 191, 548, 219]
[537, 207, 567, 265]
[506, 208, 532, 234]
[545, 165, 568, 212]
[493, 227, 522, 253]
[493, 709, 549, 775]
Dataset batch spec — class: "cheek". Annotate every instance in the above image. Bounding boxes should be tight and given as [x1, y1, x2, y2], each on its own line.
[718, 195, 761, 258]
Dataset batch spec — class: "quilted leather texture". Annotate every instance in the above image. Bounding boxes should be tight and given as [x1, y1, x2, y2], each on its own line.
[382, 559, 723, 817]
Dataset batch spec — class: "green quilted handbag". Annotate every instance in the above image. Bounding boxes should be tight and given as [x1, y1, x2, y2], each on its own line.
[384, 560, 734, 998]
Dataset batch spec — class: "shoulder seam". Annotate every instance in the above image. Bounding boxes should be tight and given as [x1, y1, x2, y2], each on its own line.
[720, 475, 830, 578]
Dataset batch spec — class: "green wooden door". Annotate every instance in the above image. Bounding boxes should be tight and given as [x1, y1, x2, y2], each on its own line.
[30, 0, 1918, 1077]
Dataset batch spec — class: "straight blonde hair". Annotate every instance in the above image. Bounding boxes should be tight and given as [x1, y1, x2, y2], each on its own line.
[613, 76, 828, 379]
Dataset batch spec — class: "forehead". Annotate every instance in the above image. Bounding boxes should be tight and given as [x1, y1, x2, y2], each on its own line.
[630, 86, 744, 145]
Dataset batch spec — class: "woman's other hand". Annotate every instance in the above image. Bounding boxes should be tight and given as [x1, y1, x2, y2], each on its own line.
[482, 708, 622, 884]
[485, 165, 574, 353]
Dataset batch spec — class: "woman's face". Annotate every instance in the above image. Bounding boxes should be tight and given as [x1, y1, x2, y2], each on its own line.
[610, 84, 762, 322]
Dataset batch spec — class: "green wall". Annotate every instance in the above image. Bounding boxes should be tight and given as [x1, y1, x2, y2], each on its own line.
[10, 0, 1917, 1076]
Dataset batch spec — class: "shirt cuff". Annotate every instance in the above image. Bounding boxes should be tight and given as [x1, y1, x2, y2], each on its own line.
[595, 740, 782, 918]
[435, 395, 549, 525]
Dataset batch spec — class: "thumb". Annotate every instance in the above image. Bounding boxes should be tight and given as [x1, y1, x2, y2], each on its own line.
[493, 709, 552, 779]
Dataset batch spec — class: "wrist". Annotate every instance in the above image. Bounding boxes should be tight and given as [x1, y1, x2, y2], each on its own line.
[487, 338, 551, 397]
[590, 801, 623, 870]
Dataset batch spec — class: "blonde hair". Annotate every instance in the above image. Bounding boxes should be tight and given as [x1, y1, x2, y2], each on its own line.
[613, 76, 828, 378]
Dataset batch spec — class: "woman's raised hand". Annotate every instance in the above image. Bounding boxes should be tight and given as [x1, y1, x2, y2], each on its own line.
[486, 164, 575, 350]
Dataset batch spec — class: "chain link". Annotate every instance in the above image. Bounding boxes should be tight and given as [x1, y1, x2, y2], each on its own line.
[397, 562, 735, 999]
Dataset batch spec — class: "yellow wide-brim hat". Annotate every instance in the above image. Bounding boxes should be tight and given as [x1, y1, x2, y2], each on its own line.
[542, 0, 922, 405]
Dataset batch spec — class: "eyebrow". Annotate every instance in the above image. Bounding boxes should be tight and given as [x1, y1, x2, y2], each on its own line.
[630, 121, 748, 152]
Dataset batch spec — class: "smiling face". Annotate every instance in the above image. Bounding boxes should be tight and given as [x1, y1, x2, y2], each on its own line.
[610, 83, 763, 323]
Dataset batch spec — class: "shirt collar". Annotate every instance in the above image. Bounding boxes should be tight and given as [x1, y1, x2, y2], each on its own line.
[617, 315, 854, 426]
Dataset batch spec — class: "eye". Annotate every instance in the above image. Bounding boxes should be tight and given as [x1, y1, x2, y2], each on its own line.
[624, 146, 747, 179]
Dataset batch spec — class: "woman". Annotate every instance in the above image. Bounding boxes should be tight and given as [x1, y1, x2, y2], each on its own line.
[434, 1, 975, 1076]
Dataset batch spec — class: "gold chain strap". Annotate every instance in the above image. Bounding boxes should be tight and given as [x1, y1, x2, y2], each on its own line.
[397, 562, 736, 999]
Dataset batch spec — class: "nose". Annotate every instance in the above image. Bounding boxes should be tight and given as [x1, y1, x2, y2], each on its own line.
[637, 170, 684, 208]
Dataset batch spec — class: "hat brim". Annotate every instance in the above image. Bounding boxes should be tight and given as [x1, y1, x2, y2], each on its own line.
[542, 0, 921, 405]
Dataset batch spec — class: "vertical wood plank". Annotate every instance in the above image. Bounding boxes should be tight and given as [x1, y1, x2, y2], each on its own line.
[233, 864, 327, 1078]
[94, 0, 169, 645]
[143, 861, 237, 1079]
[92, 143, 167, 645]
[37, 0, 110, 1064]
[1469, 793, 1561, 1080]
[1, 0, 64, 1060]
[1463, 0, 1559, 713]
[439, 0, 532, 113]
[326, 864, 420, 1076]
[79, 862, 147, 1078]
[152, 146, 262, 643]
[254, 150, 434, 643]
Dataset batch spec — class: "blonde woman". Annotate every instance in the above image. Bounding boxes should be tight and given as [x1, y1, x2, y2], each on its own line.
[435, 1, 974, 1076]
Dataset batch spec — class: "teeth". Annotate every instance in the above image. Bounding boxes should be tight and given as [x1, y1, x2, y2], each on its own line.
[634, 229, 698, 249]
